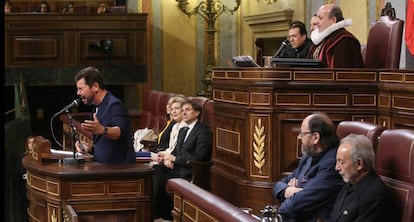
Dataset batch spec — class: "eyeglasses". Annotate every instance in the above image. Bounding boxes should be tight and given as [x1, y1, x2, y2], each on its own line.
[298, 131, 314, 137]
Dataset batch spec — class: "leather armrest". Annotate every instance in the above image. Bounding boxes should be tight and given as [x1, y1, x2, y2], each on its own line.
[167, 178, 259, 222]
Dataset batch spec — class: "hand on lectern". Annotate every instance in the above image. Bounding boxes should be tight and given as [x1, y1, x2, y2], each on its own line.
[75, 141, 91, 153]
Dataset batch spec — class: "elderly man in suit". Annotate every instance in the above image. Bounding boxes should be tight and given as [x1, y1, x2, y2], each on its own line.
[329, 134, 391, 222]
[152, 99, 212, 221]
[273, 112, 345, 222]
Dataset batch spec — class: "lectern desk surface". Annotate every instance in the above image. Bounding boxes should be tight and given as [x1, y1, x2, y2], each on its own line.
[22, 155, 153, 222]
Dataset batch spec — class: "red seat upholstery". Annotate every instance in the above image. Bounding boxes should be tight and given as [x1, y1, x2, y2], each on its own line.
[146, 90, 163, 130]
[202, 100, 215, 131]
[377, 129, 414, 222]
[189, 96, 209, 123]
[364, 16, 404, 68]
[336, 120, 386, 153]
[135, 90, 155, 129]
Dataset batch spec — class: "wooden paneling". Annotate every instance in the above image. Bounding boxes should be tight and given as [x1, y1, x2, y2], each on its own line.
[211, 68, 414, 215]
[23, 155, 153, 222]
[5, 14, 147, 67]
[9, 0, 115, 13]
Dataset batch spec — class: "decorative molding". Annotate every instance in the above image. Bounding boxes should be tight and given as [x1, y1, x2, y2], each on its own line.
[216, 127, 241, 154]
[262, 0, 278, 4]
[253, 118, 265, 174]
[51, 208, 58, 222]
[244, 9, 294, 39]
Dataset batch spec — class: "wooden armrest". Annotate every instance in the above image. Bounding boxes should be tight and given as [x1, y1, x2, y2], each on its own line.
[62, 202, 78, 222]
[189, 160, 213, 191]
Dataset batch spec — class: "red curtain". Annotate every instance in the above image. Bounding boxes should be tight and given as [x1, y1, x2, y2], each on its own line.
[406, 0, 414, 55]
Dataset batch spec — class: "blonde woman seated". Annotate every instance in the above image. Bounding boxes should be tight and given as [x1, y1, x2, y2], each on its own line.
[150, 95, 186, 165]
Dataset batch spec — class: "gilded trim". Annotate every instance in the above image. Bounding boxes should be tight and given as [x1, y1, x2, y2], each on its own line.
[379, 72, 404, 82]
[216, 127, 241, 154]
[253, 118, 266, 174]
[251, 92, 271, 106]
[336, 71, 377, 81]
[313, 94, 348, 106]
[352, 94, 377, 106]
[275, 93, 311, 106]
[392, 95, 414, 111]
[47, 180, 60, 197]
[28, 173, 47, 193]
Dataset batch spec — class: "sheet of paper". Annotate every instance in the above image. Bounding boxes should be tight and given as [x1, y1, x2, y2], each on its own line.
[50, 149, 83, 157]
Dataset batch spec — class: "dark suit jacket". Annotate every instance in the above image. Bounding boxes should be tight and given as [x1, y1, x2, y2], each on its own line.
[92, 92, 136, 164]
[273, 147, 344, 221]
[329, 171, 390, 222]
[157, 120, 175, 151]
[280, 38, 312, 59]
[172, 120, 212, 179]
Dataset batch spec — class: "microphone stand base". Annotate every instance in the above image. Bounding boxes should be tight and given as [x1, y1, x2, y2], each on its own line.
[63, 157, 85, 165]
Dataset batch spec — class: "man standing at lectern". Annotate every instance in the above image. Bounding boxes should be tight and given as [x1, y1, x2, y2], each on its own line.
[75, 66, 136, 164]
[273, 112, 344, 222]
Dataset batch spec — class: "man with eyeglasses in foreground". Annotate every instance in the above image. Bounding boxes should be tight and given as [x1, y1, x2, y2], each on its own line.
[273, 112, 344, 222]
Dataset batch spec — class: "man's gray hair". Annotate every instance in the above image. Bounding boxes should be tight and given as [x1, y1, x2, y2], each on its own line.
[340, 134, 375, 171]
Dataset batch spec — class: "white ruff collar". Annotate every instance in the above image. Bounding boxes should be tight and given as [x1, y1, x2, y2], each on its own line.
[311, 19, 353, 45]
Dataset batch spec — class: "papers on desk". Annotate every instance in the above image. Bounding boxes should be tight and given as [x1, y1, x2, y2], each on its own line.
[135, 151, 152, 163]
[50, 149, 83, 157]
[135, 151, 151, 158]
[232, 55, 261, 67]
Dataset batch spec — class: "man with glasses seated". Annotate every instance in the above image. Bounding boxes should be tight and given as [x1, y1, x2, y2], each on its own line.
[272, 112, 344, 222]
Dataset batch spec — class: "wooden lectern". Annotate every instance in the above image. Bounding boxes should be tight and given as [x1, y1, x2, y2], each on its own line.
[22, 137, 153, 222]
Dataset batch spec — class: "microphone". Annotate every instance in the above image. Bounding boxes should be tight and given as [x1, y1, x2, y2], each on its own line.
[56, 98, 82, 115]
[272, 39, 290, 59]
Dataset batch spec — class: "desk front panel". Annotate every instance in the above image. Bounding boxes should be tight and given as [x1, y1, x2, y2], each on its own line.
[23, 156, 153, 222]
[211, 68, 414, 214]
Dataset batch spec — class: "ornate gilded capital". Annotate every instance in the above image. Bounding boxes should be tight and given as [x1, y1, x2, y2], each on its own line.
[263, 0, 278, 4]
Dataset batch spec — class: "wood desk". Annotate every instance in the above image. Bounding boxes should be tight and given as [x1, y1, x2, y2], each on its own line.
[210, 67, 414, 214]
[22, 155, 153, 222]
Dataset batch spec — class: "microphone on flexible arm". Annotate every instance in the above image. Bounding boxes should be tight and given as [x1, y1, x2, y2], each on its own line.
[54, 98, 82, 116]
[272, 39, 290, 59]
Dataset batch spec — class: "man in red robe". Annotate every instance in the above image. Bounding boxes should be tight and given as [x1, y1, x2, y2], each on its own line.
[308, 4, 364, 68]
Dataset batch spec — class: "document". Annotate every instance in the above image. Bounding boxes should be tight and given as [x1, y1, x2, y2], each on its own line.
[50, 149, 83, 157]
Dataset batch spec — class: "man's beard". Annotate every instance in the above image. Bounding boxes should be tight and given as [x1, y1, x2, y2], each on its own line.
[301, 144, 316, 156]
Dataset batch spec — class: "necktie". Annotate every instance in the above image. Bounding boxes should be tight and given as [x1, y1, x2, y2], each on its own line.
[173, 127, 189, 155]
